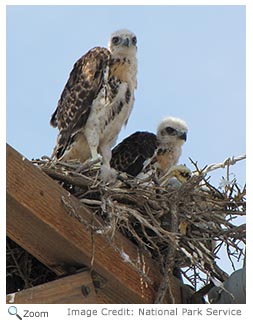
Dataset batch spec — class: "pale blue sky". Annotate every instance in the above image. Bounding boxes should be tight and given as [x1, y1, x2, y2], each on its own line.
[7, 5, 245, 187]
[6, 5, 246, 274]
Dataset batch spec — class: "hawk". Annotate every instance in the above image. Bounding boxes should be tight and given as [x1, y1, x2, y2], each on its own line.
[50, 29, 137, 173]
[111, 116, 188, 179]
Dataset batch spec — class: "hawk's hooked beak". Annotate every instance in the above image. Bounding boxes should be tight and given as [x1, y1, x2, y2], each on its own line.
[123, 37, 130, 47]
[178, 131, 187, 141]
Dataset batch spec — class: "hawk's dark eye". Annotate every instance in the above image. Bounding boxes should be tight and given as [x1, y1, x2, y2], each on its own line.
[112, 36, 121, 45]
[132, 36, 137, 45]
[166, 127, 176, 135]
[181, 172, 191, 180]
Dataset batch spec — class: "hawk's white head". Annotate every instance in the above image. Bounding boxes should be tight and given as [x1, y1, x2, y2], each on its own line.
[108, 29, 137, 57]
[157, 116, 188, 147]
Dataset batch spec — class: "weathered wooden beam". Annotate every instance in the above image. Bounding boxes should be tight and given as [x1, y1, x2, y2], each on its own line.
[6, 271, 97, 304]
[6, 144, 183, 303]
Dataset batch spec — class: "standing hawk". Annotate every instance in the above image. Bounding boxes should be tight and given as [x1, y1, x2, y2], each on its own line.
[50, 29, 137, 172]
[111, 116, 188, 179]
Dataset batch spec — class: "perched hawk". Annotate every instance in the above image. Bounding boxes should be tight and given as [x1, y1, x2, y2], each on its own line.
[111, 116, 188, 178]
[50, 29, 137, 172]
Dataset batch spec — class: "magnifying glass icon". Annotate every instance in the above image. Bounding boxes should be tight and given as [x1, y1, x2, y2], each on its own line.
[8, 306, 22, 320]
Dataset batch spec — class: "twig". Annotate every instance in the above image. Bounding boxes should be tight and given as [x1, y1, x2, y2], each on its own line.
[193, 154, 246, 175]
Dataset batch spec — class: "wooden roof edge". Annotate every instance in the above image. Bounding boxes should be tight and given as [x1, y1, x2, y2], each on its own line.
[6, 143, 188, 304]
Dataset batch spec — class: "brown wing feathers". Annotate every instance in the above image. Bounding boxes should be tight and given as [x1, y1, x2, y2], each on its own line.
[50, 47, 111, 159]
[111, 132, 158, 176]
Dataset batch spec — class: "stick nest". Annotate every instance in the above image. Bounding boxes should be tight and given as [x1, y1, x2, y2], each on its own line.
[35, 156, 246, 286]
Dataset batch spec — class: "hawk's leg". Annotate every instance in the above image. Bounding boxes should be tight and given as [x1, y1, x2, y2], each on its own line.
[100, 144, 112, 168]
[90, 146, 100, 162]
[85, 129, 101, 166]
[100, 145, 117, 183]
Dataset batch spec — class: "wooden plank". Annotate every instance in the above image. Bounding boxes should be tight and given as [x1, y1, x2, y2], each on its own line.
[6, 271, 97, 304]
[6, 144, 183, 303]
